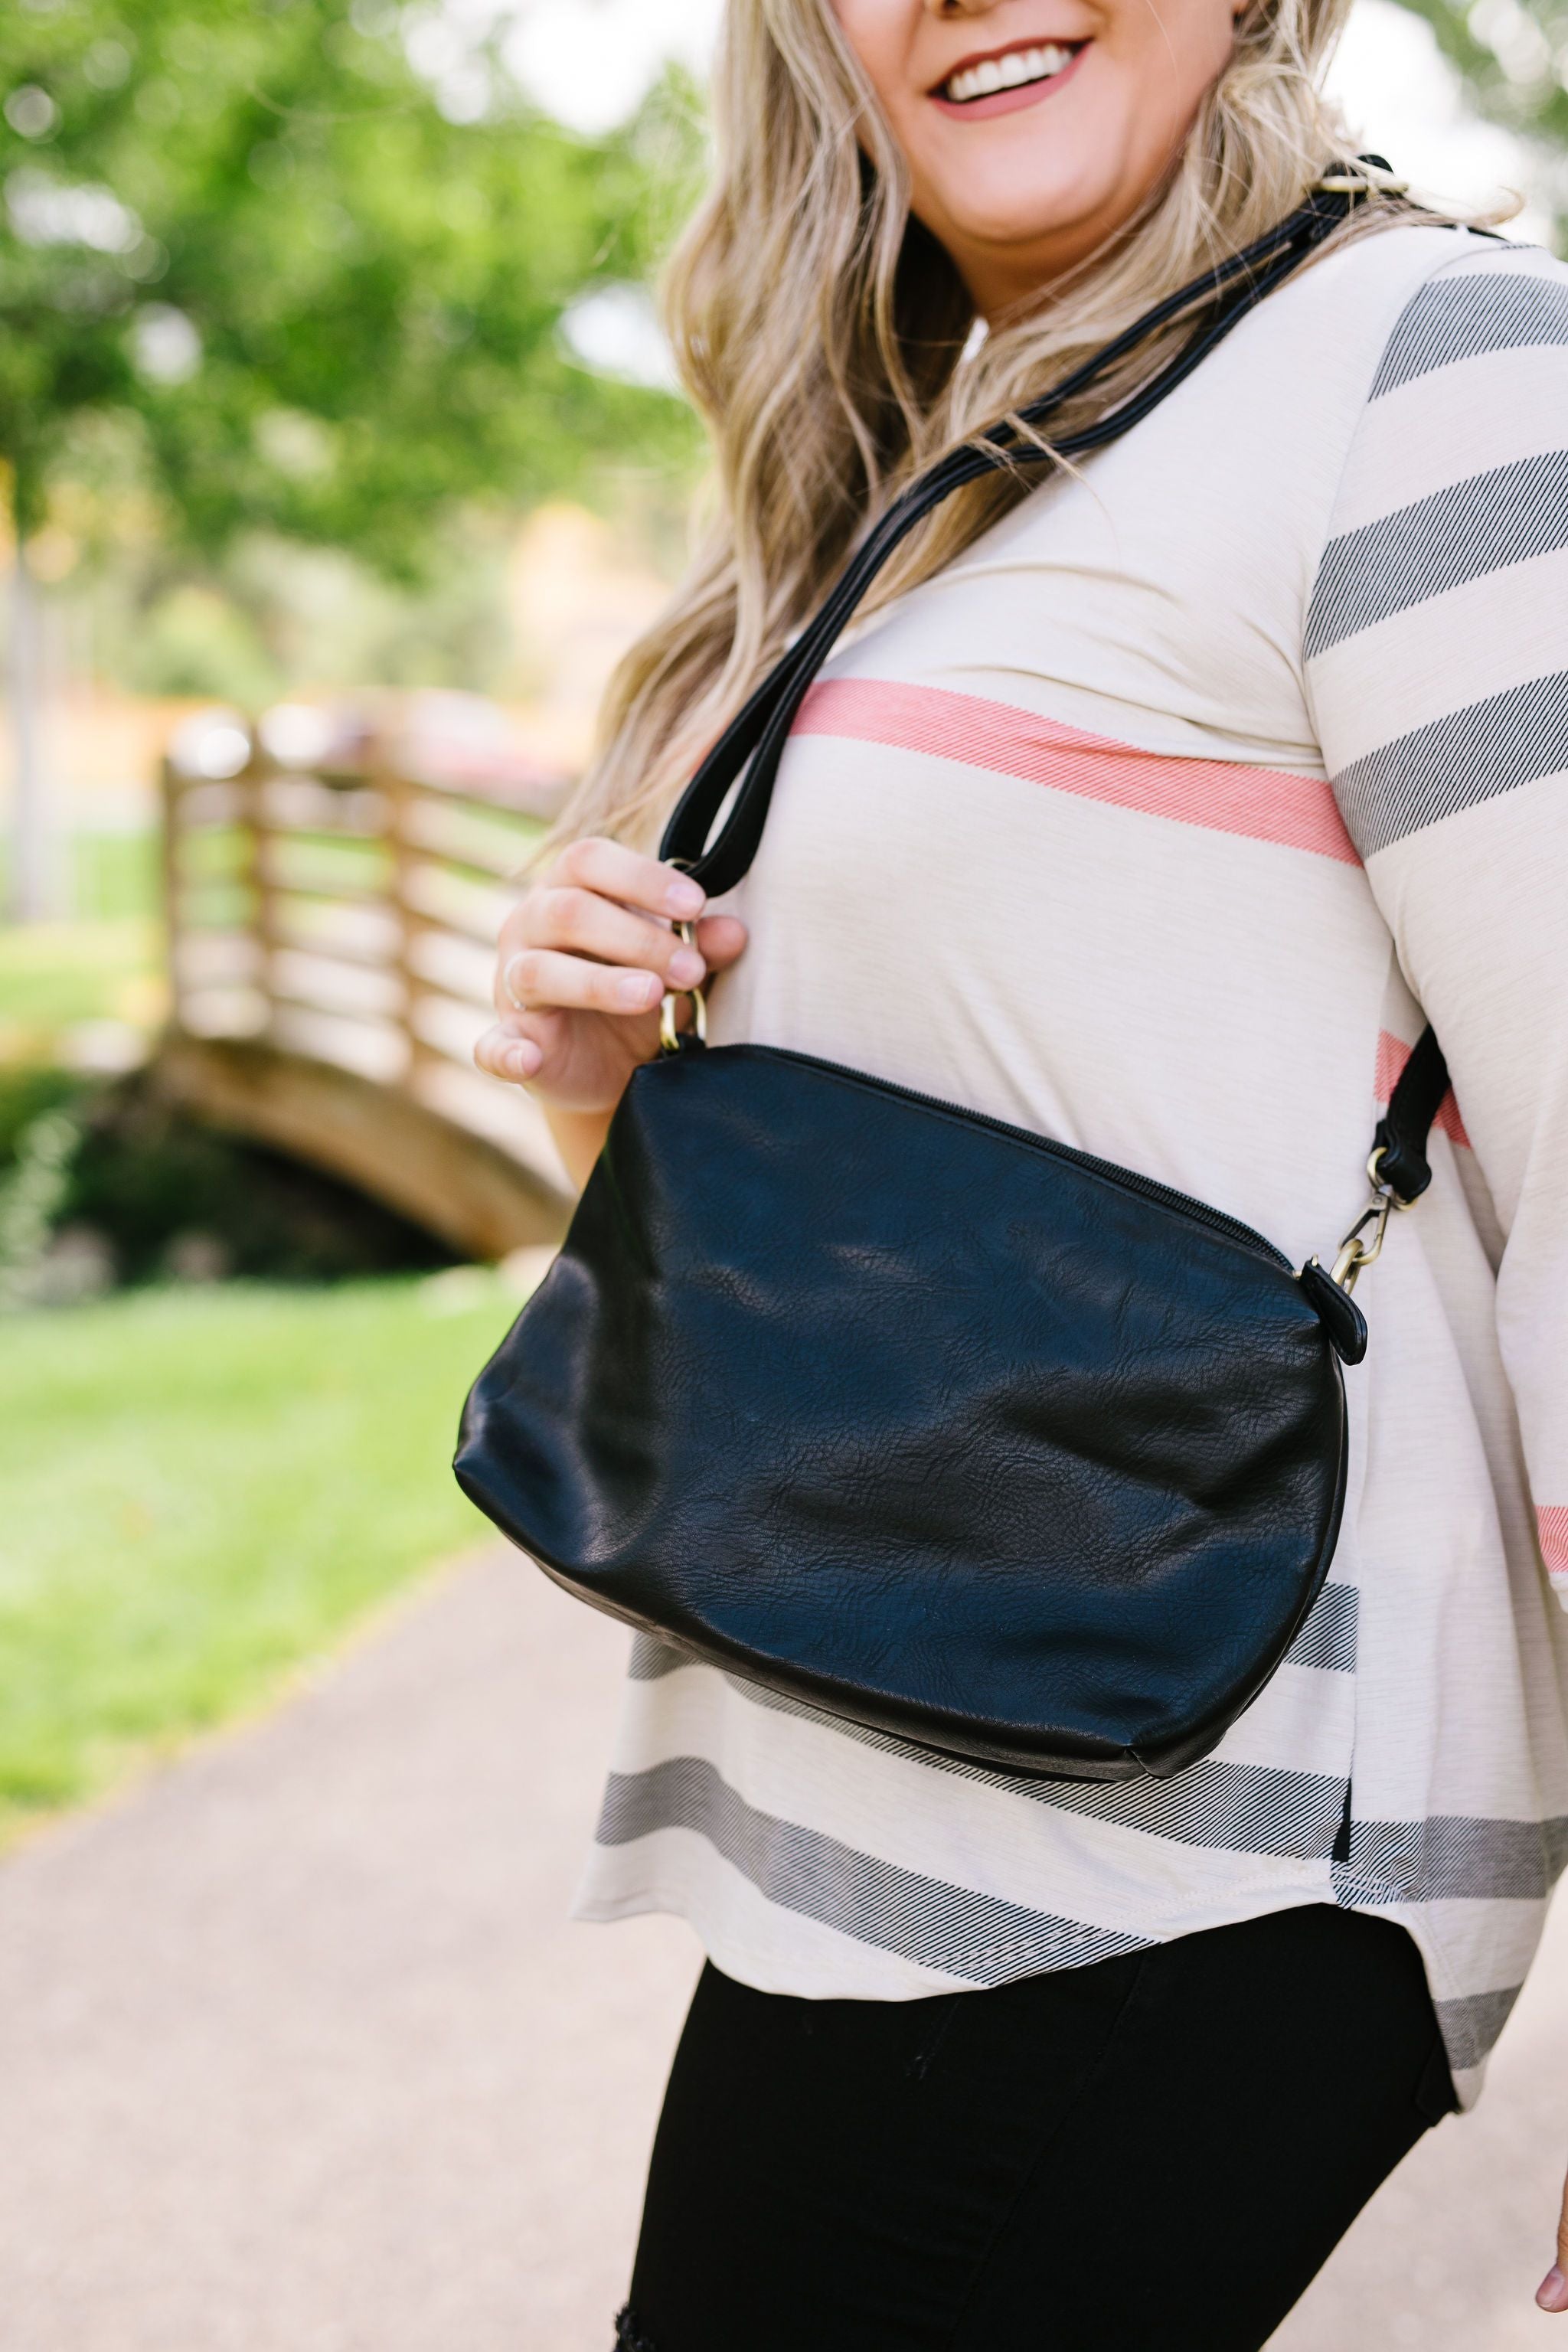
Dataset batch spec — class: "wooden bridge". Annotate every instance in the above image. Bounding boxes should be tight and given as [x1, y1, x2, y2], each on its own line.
[153, 713, 574, 1260]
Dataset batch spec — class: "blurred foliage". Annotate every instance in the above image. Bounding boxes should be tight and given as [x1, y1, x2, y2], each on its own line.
[76, 457, 692, 701]
[0, 0, 703, 567]
[0, 1060, 79, 1161]
[0, 1060, 462, 1295]
[1394, 0, 1568, 224]
[88, 508, 519, 701]
[60, 1070, 459, 1285]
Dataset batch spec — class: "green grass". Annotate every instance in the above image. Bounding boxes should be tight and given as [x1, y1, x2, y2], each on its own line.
[0, 1271, 522, 1844]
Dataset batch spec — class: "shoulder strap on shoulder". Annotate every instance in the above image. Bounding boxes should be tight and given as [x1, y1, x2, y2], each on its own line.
[660, 178, 1370, 894]
[657, 169, 1454, 1214]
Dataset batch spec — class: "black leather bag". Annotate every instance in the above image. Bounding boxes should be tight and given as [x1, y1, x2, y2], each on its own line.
[456, 178, 1451, 1782]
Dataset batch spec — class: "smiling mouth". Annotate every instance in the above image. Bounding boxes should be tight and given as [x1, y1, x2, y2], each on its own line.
[936, 41, 1086, 106]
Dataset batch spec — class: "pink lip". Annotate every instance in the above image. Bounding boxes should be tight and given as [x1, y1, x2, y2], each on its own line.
[929, 42, 1089, 120]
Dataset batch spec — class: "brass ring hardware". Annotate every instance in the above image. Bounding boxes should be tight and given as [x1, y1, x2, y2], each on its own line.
[1315, 165, 1410, 198]
[1327, 1147, 1413, 1293]
[658, 921, 707, 1055]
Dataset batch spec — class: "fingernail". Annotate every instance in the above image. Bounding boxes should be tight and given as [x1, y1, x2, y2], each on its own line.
[665, 877, 705, 918]
[617, 972, 658, 1010]
[668, 947, 705, 987]
[1537, 2266, 1568, 2311]
[505, 1042, 538, 1080]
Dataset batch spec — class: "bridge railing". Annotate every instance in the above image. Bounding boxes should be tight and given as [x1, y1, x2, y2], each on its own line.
[160, 719, 573, 1228]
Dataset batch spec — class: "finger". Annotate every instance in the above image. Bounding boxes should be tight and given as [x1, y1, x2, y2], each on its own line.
[1538, 2183, 1568, 2311]
[472, 1011, 545, 1082]
[499, 946, 663, 1019]
[655, 919, 746, 1034]
[498, 887, 704, 1012]
[553, 835, 707, 924]
[694, 913, 747, 973]
[475, 1004, 580, 1084]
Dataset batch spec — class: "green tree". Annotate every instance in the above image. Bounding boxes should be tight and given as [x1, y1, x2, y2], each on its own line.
[1391, 0, 1568, 230]
[1, 0, 698, 916]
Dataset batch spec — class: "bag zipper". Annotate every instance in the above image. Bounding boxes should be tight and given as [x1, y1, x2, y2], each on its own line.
[690, 1042, 1293, 1272]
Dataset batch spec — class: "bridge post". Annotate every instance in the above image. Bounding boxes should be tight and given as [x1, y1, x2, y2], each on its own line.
[380, 744, 433, 1103]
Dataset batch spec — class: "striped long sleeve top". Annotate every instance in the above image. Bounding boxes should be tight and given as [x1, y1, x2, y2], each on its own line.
[573, 221, 1568, 2105]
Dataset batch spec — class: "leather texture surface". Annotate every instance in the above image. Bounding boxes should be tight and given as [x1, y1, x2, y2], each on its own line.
[456, 1044, 1351, 1780]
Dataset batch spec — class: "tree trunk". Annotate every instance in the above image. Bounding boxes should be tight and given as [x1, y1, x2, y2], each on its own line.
[8, 532, 57, 924]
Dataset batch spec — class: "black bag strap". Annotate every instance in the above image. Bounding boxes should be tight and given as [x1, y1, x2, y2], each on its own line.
[658, 162, 1449, 1205]
[1376, 1026, 1449, 1204]
[665, 172, 1360, 894]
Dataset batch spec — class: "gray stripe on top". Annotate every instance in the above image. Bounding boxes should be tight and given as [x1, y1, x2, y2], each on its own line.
[596, 1756, 1151, 1981]
[1371, 267, 1568, 399]
[597, 1755, 1532, 2073]
[625, 1651, 1351, 1853]
[1285, 1579, 1357, 1673]
[1433, 1985, 1524, 2075]
[1303, 451, 1568, 658]
[604, 1743, 1568, 1919]
[1334, 1812, 1568, 1905]
[1334, 668, 1568, 858]
[1026, 1755, 1346, 1857]
[626, 1591, 1360, 1866]
[629, 1632, 690, 1681]
[610, 1656, 1568, 1901]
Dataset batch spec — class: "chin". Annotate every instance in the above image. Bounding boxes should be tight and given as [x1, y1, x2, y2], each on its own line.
[946, 171, 1117, 256]
[932, 119, 1125, 249]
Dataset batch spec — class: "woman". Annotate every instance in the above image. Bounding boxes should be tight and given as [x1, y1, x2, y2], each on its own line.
[476, 0, 1568, 2342]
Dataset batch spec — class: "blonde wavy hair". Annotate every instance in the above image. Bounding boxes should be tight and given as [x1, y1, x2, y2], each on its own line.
[559, 0, 1442, 851]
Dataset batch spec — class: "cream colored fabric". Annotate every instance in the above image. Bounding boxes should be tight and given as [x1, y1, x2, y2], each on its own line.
[574, 224, 1568, 2102]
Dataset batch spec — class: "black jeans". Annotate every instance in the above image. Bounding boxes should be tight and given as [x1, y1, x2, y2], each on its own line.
[619, 1904, 1455, 2352]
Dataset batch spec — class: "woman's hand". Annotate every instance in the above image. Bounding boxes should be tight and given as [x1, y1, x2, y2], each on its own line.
[1538, 2178, 1568, 2311]
[475, 836, 747, 1181]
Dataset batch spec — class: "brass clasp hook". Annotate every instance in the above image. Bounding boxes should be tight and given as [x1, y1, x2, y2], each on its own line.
[1328, 1147, 1410, 1294]
[658, 920, 708, 1055]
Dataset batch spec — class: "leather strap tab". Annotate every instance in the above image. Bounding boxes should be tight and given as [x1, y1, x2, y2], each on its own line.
[1299, 1256, 1369, 1364]
[1374, 1026, 1450, 1204]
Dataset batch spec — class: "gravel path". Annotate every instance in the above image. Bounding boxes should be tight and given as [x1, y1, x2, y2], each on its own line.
[0, 1548, 1564, 2350]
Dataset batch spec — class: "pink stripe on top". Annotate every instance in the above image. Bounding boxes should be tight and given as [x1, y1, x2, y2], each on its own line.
[1538, 1506, 1568, 1581]
[1375, 1030, 1471, 1149]
[795, 678, 1361, 865]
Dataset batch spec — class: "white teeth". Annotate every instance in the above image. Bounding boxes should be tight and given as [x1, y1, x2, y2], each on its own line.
[944, 43, 1074, 104]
